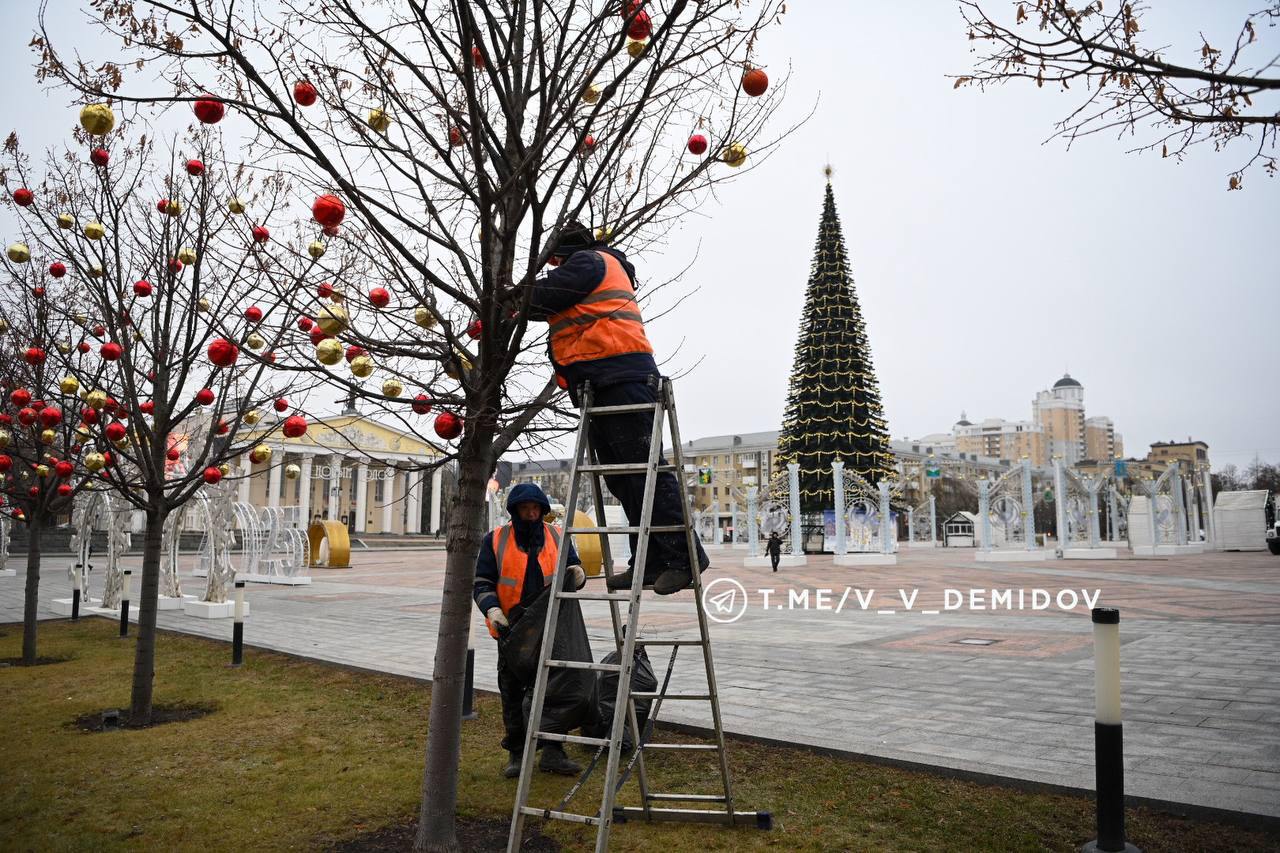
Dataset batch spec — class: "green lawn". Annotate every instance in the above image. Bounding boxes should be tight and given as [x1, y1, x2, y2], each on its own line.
[0, 620, 1273, 852]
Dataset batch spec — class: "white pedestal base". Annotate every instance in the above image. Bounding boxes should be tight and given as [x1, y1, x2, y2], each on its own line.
[1062, 547, 1118, 560]
[51, 596, 98, 615]
[904, 541, 936, 549]
[1133, 543, 1205, 557]
[238, 573, 312, 586]
[743, 555, 808, 568]
[834, 553, 898, 566]
[157, 594, 197, 610]
[975, 549, 1049, 562]
[0, 568, 16, 577]
[182, 599, 251, 619]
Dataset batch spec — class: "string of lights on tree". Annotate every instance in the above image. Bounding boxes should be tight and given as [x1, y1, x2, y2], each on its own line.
[776, 170, 894, 513]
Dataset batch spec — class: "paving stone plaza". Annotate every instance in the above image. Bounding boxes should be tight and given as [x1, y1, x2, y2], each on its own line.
[4, 545, 1276, 821]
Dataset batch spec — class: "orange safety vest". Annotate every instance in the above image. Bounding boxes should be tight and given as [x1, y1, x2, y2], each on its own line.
[547, 251, 654, 367]
[486, 522, 562, 638]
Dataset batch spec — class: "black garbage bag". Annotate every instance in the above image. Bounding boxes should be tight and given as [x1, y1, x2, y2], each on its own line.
[500, 586, 599, 737]
[584, 647, 658, 751]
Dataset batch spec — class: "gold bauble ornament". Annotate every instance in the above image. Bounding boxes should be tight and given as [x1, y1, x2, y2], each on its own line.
[284, 463, 300, 480]
[178, 247, 198, 265]
[414, 306, 437, 329]
[57, 213, 74, 230]
[228, 197, 246, 214]
[86, 390, 108, 410]
[381, 378, 404, 398]
[349, 354, 374, 378]
[73, 312, 87, 325]
[40, 429, 57, 445]
[218, 463, 231, 477]
[59, 376, 80, 395]
[133, 330, 144, 342]
[56, 342, 70, 354]
[249, 445, 272, 465]
[594, 226, 614, 242]
[6, 243, 31, 263]
[316, 304, 349, 335]
[722, 142, 747, 168]
[84, 221, 106, 240]
[197, 298, 211, 312]
[75, 425, 91, 441]
[444, 352, 473, 380]
[329, 290, 344, 304]
[308, 240, 326, 258]
[367, 108, 391, 133]
[243, 409, 262, 425]
[162, 199, 182, 216]
[89, 263, 105, 278]
[582, 83, 602, 104]
[79, 103, 116, 135]
[626, 38, 648, 58]
[113, 437, 129, 450]
[0, 429, 9, 449]
[246, 332, 266, 351]
[316, 337, 343, 365]
[36, 464, 49, 477]
[0, 319, 7, 334]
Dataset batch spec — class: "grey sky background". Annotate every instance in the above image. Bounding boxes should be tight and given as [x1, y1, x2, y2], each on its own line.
[1, 2, 1275, 470]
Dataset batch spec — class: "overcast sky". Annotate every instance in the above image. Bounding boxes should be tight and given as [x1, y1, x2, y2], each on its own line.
[2, 3, 1275, 471]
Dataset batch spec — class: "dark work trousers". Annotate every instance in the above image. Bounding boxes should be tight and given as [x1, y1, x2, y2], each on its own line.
[770, 552, 781, 572]
[496, 645, 526, 754]
[587, 377, 709, 579]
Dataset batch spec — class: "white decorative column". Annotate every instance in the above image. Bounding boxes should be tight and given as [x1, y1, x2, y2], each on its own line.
[381, 467, 396, 533]
[354, 462, 369, 533]
[1201, 466, 1216, 548]
[299, 454, 313, 524]
[238, 456, 253, 504]
[832, 461, 847, 556]
[787, 462, 803, 557]
[430, 465, 444, 534]
[405, 468, 422, 534]
[267, 451, 283, 509]
[878, 479, 893, 554]
[327, 454, 342, 521]
[746, 486, 759, 558]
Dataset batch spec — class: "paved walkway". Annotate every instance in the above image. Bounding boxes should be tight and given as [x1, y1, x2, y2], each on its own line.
[3, 545, 1277, 819]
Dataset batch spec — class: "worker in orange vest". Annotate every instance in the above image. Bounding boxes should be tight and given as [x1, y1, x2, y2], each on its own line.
[473, 483, 588, 778]
[527, 221, 709, 596]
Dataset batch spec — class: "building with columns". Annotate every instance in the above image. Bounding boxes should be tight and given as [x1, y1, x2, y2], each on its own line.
[242, 415, 446, 535]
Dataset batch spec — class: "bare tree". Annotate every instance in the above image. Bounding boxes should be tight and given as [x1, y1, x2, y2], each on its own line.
[34, 1, 795, 847]
[956, 1, 1280, 188]
[2, 119, 315, 722]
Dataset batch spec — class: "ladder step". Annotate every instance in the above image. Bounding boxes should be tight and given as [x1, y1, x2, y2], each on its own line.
[545, 659, 621, 672]
[576, 463, 678, 475]
[535, 731, 611, 747]
[556, 591, 632, 602]
[634, 639, 706, 647]
[641, 743, 721, 751]
[585, 403, 663, 415]
[519, 806, 601, 826]
[646, 793, 728, 803]
[613, 806, 771, 828]
[632, 692, 711, 700]
[566, 524, 687, 534]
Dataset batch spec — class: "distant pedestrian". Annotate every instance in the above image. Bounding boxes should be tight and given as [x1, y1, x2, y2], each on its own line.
[765, 532, 782, 572]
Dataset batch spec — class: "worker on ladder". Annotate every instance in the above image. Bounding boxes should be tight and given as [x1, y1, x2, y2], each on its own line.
[474, 483, 591, 778]
[527, 221, 710, 595]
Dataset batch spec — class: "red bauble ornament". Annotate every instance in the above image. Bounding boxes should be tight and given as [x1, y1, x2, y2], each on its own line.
[195, 388, 215, 406]
[57, 484, 73, 497]
[411, 394, 432, 415]
[466, 319, 483, 339]
[627, 10, 652, 39]
[216, 419, 229, 436]
[30, 400, 45, 412]
[186, 158, 205, 176]
[28, 486, 39, 498]
[81, 407, 99, 425]
[208, 338, 239, 367]
[448, 126, 465, 147]
[202, 466, 222, 484]
[251, 225, 270, 244]
[105, 422, 127, 442]
[274, 398, 289, 412]
[24, 347, 46, 365]
[55, 461, 74, 478]
[471, 46, 485, 68]
[17, 408, 37, 426]
[687, 133, 708, 155]
[0, 455, 10, 473]
[157, 198, 171, 213]
[282, 415, 308, 438]
[140, 401, 155, 415]
[298, 316, 314, 331]
[322, 224, 341, 237]
[293, 80, 318, 106]
[312, 194, 346, 228]
[317, 282, 334, 299]
[100, 342, 123, 361]
[0, 414, 10, 426]
[133, 280, 153, 297]
[344, 345, 364, 363]
[78, 342, 91, 354]
[193, 95, 226, 124]
[168, 257, 184, 274]
[49, 262, 67, 278]
[10, 389, 31, 408]
[32, 287, 46, 299]
[264, 351, 277, 364]
[433, 411, 463, 439]
[167, 447, 181, 462]
[308, 326, 328, 346]
[741, 67, 769, 97]
[368, 287, 390, 308]
[101, 452, 113, 467]
[579, 134, 596, 156]
[12, 188, 33, 207]
[38, 407, 62, 429]
[90, 148, 110, 167]
[245, 305, 264, 323]
[92, 324, 105, 337]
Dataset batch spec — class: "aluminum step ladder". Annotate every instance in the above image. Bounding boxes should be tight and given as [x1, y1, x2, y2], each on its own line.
[507, 377, 769, 852]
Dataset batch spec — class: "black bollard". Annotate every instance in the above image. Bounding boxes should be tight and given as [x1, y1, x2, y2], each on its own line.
[71, 566, 82, 622]
[461, 647, 478, 720]
[231, 581, 245, 666]
[119, 569, 131, 638]
[1081, 607, 1141, 853]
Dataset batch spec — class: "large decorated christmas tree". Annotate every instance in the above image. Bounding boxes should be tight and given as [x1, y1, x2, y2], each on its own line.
[776, 172, 894, 513]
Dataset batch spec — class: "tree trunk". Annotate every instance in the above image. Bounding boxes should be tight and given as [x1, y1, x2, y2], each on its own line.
[129, 506, 168, 724]
[21, 514, 43, 666]
[414, 432, 494, 852]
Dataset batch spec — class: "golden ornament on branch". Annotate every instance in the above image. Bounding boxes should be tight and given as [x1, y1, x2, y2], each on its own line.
[316, 338, 343, 365]
[84, 221, 106, 240]
[79, 103, 116, 135]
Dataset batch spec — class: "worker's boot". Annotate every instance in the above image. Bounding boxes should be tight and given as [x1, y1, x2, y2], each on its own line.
[539, 744, 582, 776]
[502, 751, 523, 779]
[653, 567, 692, 595]
[606, 568, 656, 591]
